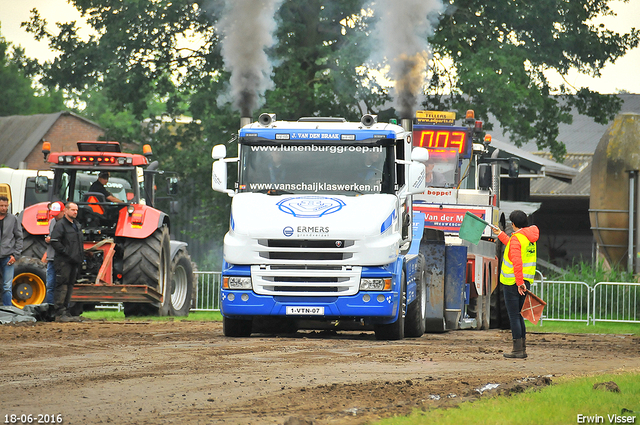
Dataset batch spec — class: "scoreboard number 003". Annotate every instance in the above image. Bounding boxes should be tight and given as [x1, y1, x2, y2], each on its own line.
[414, 130, 467, 155]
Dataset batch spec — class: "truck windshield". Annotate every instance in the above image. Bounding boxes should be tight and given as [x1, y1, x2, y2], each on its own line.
[424, 148, 459, 188]
[239, 143, 394, 195]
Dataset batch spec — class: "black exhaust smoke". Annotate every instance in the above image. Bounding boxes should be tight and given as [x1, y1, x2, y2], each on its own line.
[370, 1, 445, 120]
[217, 0, 284, 116]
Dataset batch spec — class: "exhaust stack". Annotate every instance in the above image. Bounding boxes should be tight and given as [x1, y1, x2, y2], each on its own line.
[401, 118, 413, 132]
[240, 117, 252, 128]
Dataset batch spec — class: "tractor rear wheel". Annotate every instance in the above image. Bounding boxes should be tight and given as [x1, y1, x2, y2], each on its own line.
[169, 248, 194, 316]
[21, 234, 47, 261]
[12, 257, 47, 308]
[122, 226, 171, 317]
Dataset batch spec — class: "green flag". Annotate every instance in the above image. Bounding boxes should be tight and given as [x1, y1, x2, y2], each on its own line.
[459, 211, 492, 245]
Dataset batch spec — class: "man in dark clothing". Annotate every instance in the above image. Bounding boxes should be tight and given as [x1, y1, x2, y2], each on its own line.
[50, 202, 84, 321]
[88, 171, 122, 203]
[0, 195, 23, 306]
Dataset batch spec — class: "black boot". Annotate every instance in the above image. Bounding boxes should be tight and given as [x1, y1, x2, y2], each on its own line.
[504, 338, 527, 359]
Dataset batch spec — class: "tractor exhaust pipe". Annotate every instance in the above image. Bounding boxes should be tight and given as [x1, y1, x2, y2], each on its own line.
[240, 116, 252, 128]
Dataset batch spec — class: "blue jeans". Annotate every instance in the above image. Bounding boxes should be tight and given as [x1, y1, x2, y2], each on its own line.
[1, 257, 15, 306]
[502, 281, 531, 340]
[46, 261, 56, 304]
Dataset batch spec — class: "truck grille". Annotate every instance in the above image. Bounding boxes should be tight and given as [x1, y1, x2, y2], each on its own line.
[251, 265, 361, 296]
[258, 239, 355, 262]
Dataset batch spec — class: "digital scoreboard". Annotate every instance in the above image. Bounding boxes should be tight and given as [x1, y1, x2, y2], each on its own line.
[412, 126, 471, 159]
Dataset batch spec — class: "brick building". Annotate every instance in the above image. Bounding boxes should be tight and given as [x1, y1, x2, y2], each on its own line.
[0, 111, 105, 170]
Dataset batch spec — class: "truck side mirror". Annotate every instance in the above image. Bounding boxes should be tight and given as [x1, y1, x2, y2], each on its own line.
[411, 147, 429, 163]
[407, 162, 426, 195]
[508, 157, 519, 178]
[478, 164, 491, 189]
[212, 144, 227, 160]
[167, 177, 179, 195]
[212, 160, 234, 197]
[35, 176, 49, 193]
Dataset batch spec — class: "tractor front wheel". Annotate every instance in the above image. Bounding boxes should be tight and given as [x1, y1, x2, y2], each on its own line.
[169, 248, 194, 316]
[12, 257, 47, 308]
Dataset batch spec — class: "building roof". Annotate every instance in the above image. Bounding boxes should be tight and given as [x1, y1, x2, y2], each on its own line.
[0, 111, 103, 168]
[489, 93, 640, 198]
[488, 138, 579, 183]
[490, 94, 640, 155]
[530, 153, 592, 198]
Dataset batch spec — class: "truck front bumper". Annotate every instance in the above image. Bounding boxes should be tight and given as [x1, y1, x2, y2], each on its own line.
[221, 290, 399, 323]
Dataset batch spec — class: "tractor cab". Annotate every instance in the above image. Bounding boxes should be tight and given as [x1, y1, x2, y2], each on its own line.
[39, 141, 150, 241]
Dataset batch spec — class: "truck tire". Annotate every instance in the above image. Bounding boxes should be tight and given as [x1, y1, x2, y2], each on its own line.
[170, 248, 194, 316]
[405, 255, 426, 337]
[12, 257, 47, 308]
[374, 271, 406, 340]
[122, 226, 172, 317]
[223, 317, 253, 337]
[490, 283, 510, 329]
[21, 234, 47, 261]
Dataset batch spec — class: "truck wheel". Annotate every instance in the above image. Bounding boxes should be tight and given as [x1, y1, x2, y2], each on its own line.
[12, 257, 47, 308]
[468, 294, 484, 330]
[223, 317, 253, 337]
[170, 248, 194, 316]
[122, 226, 171, 317]
[21, 234, 47, 260]
[405, 256, 426, 337]
[374, 271, 406, 340]
[490, 283, 510, 329]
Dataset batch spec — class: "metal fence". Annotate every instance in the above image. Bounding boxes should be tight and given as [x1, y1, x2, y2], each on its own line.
[592, 282, 640, 324]
[193, 271, 222, 311]
[97, 271, 640, 323]
[534, 273, 640, 325]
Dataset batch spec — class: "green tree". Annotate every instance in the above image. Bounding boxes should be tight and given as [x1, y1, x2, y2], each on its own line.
[22, 0, 640, 262]
[427, 0, 639, 159]
[0, 29, 65, 116]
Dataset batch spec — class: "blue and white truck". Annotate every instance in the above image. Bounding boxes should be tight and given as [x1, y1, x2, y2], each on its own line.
[211, 111, 512, 339]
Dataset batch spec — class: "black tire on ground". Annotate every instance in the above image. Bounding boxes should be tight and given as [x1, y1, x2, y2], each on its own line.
[490, 236, 510, 329]
[374, 271, 406, 340]
[122, 226, 171, 317]
[68, 303, 84, 316]
[21, 234, 47, 261]
[223, 317, 253, 337]
[405, 255, 426, 337]
[468, 294, 483, 330]
[490, 283, 510, 329]
[169, 248, 194, 316]
[12, 257, 47, 308]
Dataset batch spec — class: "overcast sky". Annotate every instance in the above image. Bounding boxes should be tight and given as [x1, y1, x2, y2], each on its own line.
[1, 0, 639, 94]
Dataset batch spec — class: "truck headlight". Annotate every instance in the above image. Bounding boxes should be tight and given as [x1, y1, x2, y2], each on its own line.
[360, 278, 392, 291]
[223, 276, 252, 290]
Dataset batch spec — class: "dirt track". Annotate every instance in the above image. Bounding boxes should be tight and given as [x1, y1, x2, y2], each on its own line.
[1, 321, 638, 424]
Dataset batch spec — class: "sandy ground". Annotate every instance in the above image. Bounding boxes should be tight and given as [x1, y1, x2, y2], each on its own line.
[0, 321, 638, 425]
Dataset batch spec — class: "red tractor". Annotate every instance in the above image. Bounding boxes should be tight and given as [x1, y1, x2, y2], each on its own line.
[12, 141, 195, 316]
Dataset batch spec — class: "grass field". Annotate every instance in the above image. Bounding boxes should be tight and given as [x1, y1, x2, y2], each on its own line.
[374, 372, 640, 425]
[82, 310, 223, 321]
[527, 320, 640, 336]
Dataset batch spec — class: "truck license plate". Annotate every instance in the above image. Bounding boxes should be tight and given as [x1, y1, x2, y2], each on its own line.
[286, 306, 324, 315]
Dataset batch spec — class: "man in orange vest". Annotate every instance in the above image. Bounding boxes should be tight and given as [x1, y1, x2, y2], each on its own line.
[492, 210, 539, 359]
